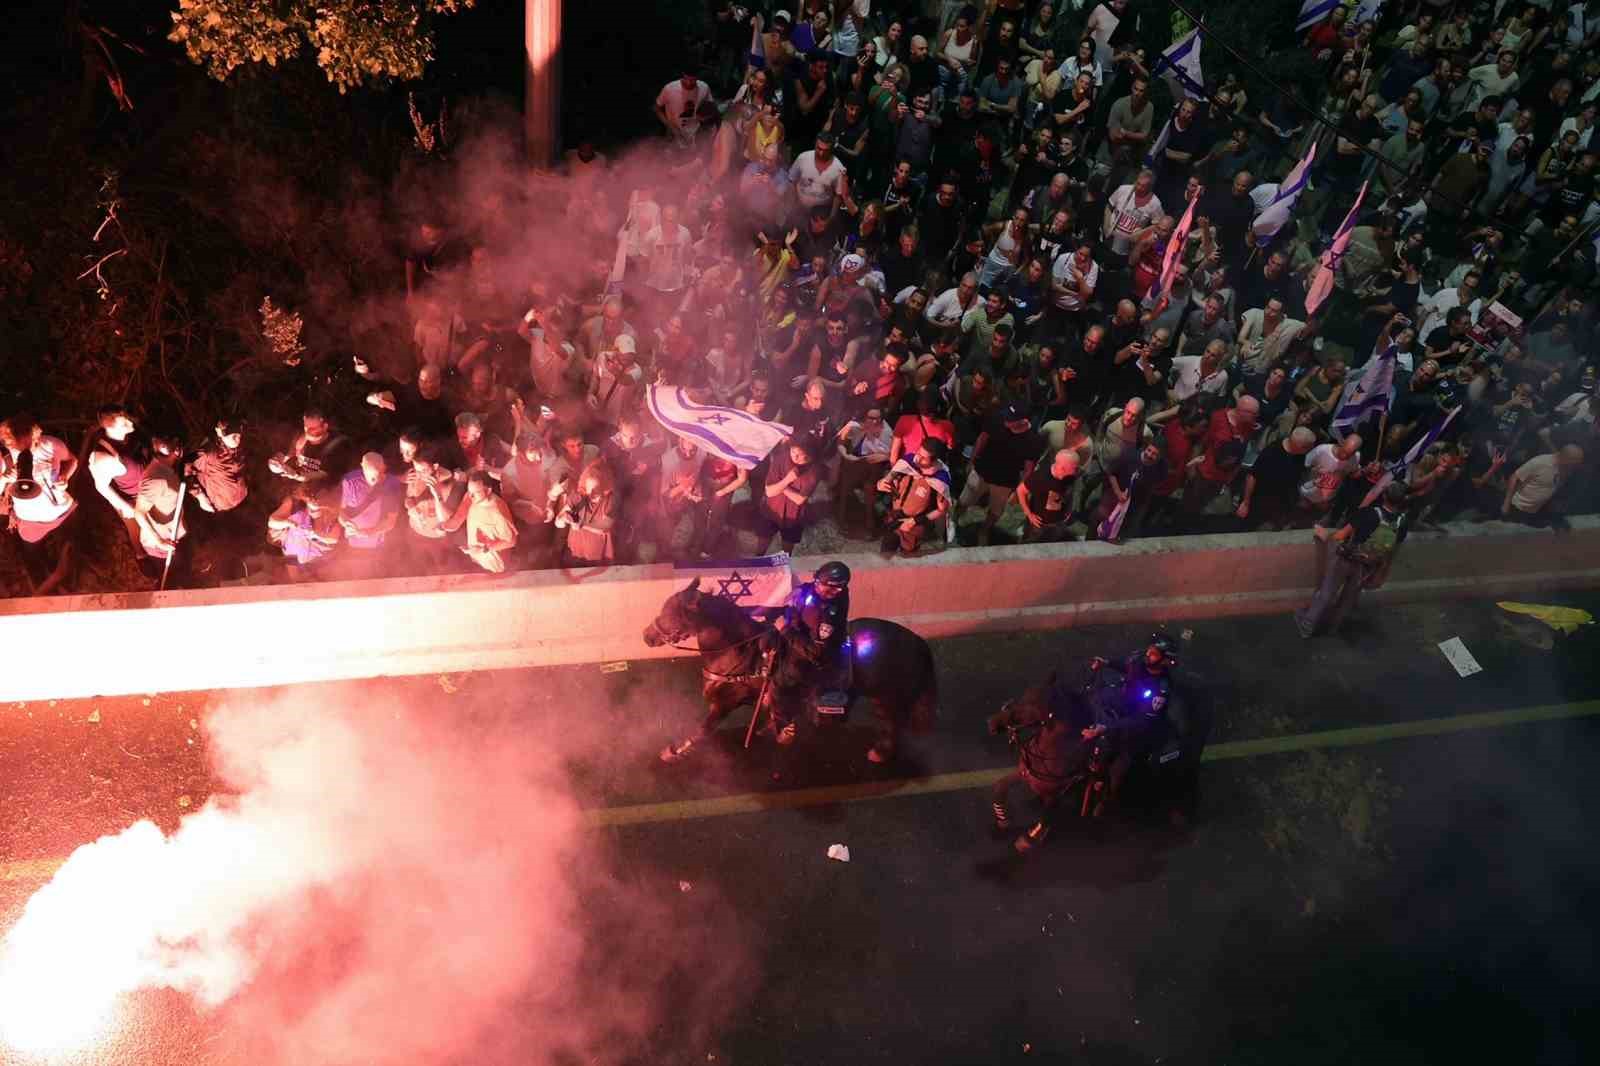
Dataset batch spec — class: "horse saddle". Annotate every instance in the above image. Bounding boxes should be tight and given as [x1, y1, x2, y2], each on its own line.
[812, 640, 855, 722]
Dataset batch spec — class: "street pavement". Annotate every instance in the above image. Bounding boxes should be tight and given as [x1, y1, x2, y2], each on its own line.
[2, 592, 1598, 1065]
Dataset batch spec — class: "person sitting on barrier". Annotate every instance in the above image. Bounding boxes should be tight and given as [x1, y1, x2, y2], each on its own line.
[876, 438, 953, 554]
[763, 560, 852, 746]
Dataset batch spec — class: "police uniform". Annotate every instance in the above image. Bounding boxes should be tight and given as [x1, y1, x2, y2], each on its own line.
[777, 581, 850, 676]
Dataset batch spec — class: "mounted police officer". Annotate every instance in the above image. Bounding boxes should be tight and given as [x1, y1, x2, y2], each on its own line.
[764, 560, 852, 744]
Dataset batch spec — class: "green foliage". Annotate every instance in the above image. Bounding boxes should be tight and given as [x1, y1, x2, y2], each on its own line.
[169, 0, 475, 92]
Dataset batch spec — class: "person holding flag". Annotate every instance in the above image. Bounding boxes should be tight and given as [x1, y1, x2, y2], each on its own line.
[1151, 26, 1204, 103]
[1306, 180, 1369, 319]
[1250, 143, 1316, 251]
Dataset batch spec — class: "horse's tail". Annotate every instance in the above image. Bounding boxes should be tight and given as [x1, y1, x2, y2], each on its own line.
[909, 642, 938, 732]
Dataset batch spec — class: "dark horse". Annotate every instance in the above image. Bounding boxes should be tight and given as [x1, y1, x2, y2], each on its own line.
[643, 579, 938, 763]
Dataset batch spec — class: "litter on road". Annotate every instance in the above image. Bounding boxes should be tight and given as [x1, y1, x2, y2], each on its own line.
[1438, 637, 1483, 678]
[826, 844, 851, 863]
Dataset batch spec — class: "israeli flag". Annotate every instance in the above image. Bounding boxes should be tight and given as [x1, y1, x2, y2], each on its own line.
[1364, 404, 1462, 499]
[1331, 342, 1397, 436]
[1297, 0, 1342, 33]
[1152, 28, 1205, 100]
[1251, 143, 1317, 244]
[674, 553, 793, 611]
[1143, 117, 1171, 168]
[1351, 0, 1386, 24]
[1305, 179, 1369, 317]
[646, 386, 793, 470]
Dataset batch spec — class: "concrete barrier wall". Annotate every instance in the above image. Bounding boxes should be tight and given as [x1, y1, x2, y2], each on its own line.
[4, 517, 1598, 703]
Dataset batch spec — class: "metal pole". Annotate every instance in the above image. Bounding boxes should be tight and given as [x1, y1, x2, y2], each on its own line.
[159, 481, 187, 592]
[525, 0, 562, 168]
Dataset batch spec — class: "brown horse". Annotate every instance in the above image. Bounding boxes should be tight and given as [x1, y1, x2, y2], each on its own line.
[643, 578, 938, 763]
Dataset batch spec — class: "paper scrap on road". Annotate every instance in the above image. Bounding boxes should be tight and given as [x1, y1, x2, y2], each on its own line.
[1438, 637, 1483, 678]
[86, 710, 100, 724]
[677, 880, 693, 893]
[600, 661, 630, 673]
[826, 844, 850, 863]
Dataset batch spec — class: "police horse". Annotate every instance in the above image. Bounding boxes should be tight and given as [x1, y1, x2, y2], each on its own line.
[643, 578, 938, 764]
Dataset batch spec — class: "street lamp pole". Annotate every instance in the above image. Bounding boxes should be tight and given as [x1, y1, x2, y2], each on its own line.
[524, 0, 561, 168]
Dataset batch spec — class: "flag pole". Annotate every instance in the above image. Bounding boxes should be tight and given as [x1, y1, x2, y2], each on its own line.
[158, 481, 187, 592]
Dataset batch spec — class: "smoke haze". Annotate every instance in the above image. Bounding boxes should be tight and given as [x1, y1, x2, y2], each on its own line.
[0, 680, 751, 1065]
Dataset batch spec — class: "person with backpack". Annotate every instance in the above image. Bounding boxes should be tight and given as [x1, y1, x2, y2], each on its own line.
[1295, 481, 1410, 639]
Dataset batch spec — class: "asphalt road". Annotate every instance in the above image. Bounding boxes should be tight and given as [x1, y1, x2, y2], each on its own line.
[2, 593, 1598, 1066]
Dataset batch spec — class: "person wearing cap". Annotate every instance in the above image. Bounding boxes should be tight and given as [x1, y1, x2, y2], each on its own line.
[1296, 480, 1412, 638]
[789, 130, 851, 216]
[586, 333, 644, 427]
[962, 400, 1043, 545]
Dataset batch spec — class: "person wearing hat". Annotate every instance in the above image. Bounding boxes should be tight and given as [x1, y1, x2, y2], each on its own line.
[586, 332, 643, 428]
[1296, 480, 1412, 638]
[961, 400, 1043, 545]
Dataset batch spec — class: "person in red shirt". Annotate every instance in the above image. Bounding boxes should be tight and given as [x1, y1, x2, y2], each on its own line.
[1304, 6, 1348, 62]
[1183, 396, 1260, 518]
[889, 388, 958, 465]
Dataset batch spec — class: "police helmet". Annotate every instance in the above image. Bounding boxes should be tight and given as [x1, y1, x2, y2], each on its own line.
[1144, 634, 1178, 669]
[815, 561, 851, 588]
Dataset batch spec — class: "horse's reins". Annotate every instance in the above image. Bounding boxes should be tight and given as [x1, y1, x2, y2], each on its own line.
[663, 629, 771, 683]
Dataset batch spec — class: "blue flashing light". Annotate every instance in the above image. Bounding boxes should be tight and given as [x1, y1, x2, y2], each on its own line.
[1143, 689, 1153, 698]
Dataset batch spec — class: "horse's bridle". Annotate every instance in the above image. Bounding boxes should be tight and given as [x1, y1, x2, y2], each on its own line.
[657, 626, 771, 684]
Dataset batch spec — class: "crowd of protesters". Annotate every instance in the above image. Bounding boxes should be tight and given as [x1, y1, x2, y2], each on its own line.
[4, 0, 1600, 595]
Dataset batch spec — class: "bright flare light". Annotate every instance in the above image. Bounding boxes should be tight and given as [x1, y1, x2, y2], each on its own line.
[0, 825, 166, 1055]
[0, 812, 272, 1057]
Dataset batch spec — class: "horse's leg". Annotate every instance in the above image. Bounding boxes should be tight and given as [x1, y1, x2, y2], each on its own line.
[864, 695, 897, 764]
[699, 680, 747, 736]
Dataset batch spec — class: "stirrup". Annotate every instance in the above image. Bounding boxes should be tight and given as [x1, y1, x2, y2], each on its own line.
[658, 737, 697, 763]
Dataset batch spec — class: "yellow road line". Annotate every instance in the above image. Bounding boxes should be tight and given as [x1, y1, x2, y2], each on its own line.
[587, 699, 1600, 828]
[4, 701, 1598, 884]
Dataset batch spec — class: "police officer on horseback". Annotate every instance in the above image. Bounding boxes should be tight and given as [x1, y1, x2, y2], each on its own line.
[764, 560, 852, 745]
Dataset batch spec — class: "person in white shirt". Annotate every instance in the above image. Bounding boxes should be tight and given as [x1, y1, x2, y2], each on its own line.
[1168, 341, 1231, 404]
[925, 272, 980, 328]
[789, 132, 850, 211]
[1102, 168, 1164, 259]
[1237, 297, 1306, 373]
[1051, 241, 1100, 314]
[1465, 51, 1521, 109]
[1, 412, 79, 555]
[655, 72, 713, 144]
[643, 203, 693, 300]
[1300, 435, 1363, 509]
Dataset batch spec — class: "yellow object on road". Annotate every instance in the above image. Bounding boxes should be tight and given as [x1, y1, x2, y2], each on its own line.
[1496, 602, 1596, 634]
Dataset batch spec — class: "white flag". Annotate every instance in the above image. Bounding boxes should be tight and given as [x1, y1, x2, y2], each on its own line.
[1297, 0, 1342, 33]
[1251, 143, 1317, 244]
[646, 386, 793, 470]
[1152, 28, 1204, 100]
